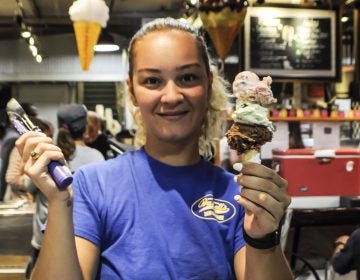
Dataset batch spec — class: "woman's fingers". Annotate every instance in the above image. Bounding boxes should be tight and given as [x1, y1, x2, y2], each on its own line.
[16, 131, 49, 158]
[25, 149, 67, 190]
[17, 132, 72, 201]
[239, 188, 284, 220]
[235, 195, 278, 234]
[16, 131, 65, 163]
[235, 162, 291, 207]
[233, 161, 292, 236]
[16, 131, 65, 183]
[241, 162, 288, 190]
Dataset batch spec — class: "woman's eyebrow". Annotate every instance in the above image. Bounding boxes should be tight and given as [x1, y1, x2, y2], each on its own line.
[136, 63, 201, 74]
[137, 68, 161, 74]
[176, 63, 202, 71]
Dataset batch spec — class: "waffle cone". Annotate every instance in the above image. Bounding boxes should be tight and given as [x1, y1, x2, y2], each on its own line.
[73, 21, 102, 71]
[200, 7, 246, 61]
[241, 149, 261, 163]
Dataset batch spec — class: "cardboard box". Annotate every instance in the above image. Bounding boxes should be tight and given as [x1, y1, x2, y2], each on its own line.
[272, 148, 360, 196]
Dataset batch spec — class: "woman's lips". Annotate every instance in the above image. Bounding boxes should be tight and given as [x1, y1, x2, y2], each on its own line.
[157, 110, 189, 120]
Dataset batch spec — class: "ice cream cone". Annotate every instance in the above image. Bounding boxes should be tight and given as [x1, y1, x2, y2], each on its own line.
[200, 7, 246, 61]
[225, 71, 277, 164]
[73, 21, 101, 71]
[241, 149, 261, 163]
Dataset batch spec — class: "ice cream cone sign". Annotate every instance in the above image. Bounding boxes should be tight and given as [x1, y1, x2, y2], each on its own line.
[69, 0, 109, 71]
[199, 0, 247, 63]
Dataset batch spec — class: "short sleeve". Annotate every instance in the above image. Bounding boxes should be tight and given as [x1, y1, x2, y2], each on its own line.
[72, 168, 102, 246]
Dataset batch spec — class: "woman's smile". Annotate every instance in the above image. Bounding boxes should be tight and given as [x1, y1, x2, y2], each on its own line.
[157, 110, 189, 119]
[130, 30, 210, 144]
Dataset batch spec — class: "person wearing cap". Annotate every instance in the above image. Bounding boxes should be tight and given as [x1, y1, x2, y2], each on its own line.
[57, 104, 105, 172]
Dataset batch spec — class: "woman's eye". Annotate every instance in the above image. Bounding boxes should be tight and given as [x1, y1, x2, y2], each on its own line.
[179, 74, 198, 84]
[143, 77, 161, 87]
[141, 77, 162, 89]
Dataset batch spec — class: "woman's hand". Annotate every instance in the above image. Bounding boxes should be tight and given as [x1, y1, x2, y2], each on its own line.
[15, 131, 73, 203]
[233, 162, 291, 239]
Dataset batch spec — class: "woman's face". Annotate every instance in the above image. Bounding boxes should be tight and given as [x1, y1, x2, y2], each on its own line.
[129, 30, 211, 146]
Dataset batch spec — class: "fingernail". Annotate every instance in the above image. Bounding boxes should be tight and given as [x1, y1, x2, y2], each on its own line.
[233, 173, 243, 183]
[233, 163, 243, 172]
[234, 194, 241, 201]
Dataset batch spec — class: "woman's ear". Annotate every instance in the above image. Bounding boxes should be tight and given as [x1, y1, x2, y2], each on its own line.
[127, 78, 138, 106]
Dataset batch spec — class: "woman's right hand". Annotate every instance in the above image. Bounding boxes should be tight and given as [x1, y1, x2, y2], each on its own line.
[15, 131, 73, 203]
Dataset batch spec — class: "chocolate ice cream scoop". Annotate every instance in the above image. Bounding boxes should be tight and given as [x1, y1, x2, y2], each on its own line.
[225, 122, 273, 155]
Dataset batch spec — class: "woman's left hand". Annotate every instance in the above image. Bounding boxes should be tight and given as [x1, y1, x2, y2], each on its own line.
[233, 162, 291, 239]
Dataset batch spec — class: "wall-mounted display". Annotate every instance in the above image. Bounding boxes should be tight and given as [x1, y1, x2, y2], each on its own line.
[244, 7, 340, 81]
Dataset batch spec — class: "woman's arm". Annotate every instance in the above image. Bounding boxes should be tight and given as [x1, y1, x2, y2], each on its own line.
[16, 131, 99, 280]
[234, 245, 292, 280]
[30, 199, 83, 279]
[31, 202, 100, 280]
[232, 162, 293, 280]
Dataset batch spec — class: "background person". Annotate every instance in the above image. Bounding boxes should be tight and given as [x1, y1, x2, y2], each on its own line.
[56, 104, 105, 172]
[332, 229, 360, 279]
[0, 102, 38, 202]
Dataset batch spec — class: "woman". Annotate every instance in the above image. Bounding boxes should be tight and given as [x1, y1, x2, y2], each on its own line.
[16, 18, 292, 279]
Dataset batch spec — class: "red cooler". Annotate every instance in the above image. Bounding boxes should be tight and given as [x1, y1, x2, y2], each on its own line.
[272, 148, 360, 196]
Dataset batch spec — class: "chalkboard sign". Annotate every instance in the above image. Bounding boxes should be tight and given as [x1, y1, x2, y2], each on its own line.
[244, 7, 339, 80]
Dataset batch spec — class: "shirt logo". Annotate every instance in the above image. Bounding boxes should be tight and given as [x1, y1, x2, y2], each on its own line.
[191, 194, 236, 223]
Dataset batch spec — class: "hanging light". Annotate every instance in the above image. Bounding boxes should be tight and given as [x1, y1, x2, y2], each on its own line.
[31, 47, 38, 56]
[21, 29, 31, 38]
[18, 17, 31, 38]
[16, 3, 44, 63]
[94, 30, 120, 52]
[28, 36, 35, 45]
[35, 54, 42, 63]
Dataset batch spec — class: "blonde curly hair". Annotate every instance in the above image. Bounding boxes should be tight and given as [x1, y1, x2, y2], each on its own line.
[127, 18, 230, 160]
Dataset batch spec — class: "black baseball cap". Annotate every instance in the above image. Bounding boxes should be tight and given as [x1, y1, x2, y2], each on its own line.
[57, 104, 87, 134]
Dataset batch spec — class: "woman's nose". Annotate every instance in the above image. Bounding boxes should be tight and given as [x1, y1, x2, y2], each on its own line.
[161, 80, 184, 103]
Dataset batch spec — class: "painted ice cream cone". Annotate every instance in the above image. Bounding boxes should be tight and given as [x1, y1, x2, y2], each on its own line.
[225, 71, 277, 163]
[73, 21, 101, 71]
[69, 0, 109, 71]
[199, 1, 247, 61]
[200, 7, 246, 61]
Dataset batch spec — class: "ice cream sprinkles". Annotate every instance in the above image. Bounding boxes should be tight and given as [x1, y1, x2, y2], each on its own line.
[225, 71, 276, 163]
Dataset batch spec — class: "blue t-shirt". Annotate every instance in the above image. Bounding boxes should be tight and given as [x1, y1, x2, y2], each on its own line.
[73, 148, 245, 280]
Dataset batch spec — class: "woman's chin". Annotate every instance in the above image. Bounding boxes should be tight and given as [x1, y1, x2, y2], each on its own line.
[150, 130, 197, 144]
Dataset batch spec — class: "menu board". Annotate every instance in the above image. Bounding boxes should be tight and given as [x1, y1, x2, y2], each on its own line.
[244, 7, 339, 80]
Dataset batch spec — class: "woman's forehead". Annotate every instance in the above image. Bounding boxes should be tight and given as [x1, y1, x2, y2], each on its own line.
[137, 30, 198, 50]
[133, 30, 202, 64]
